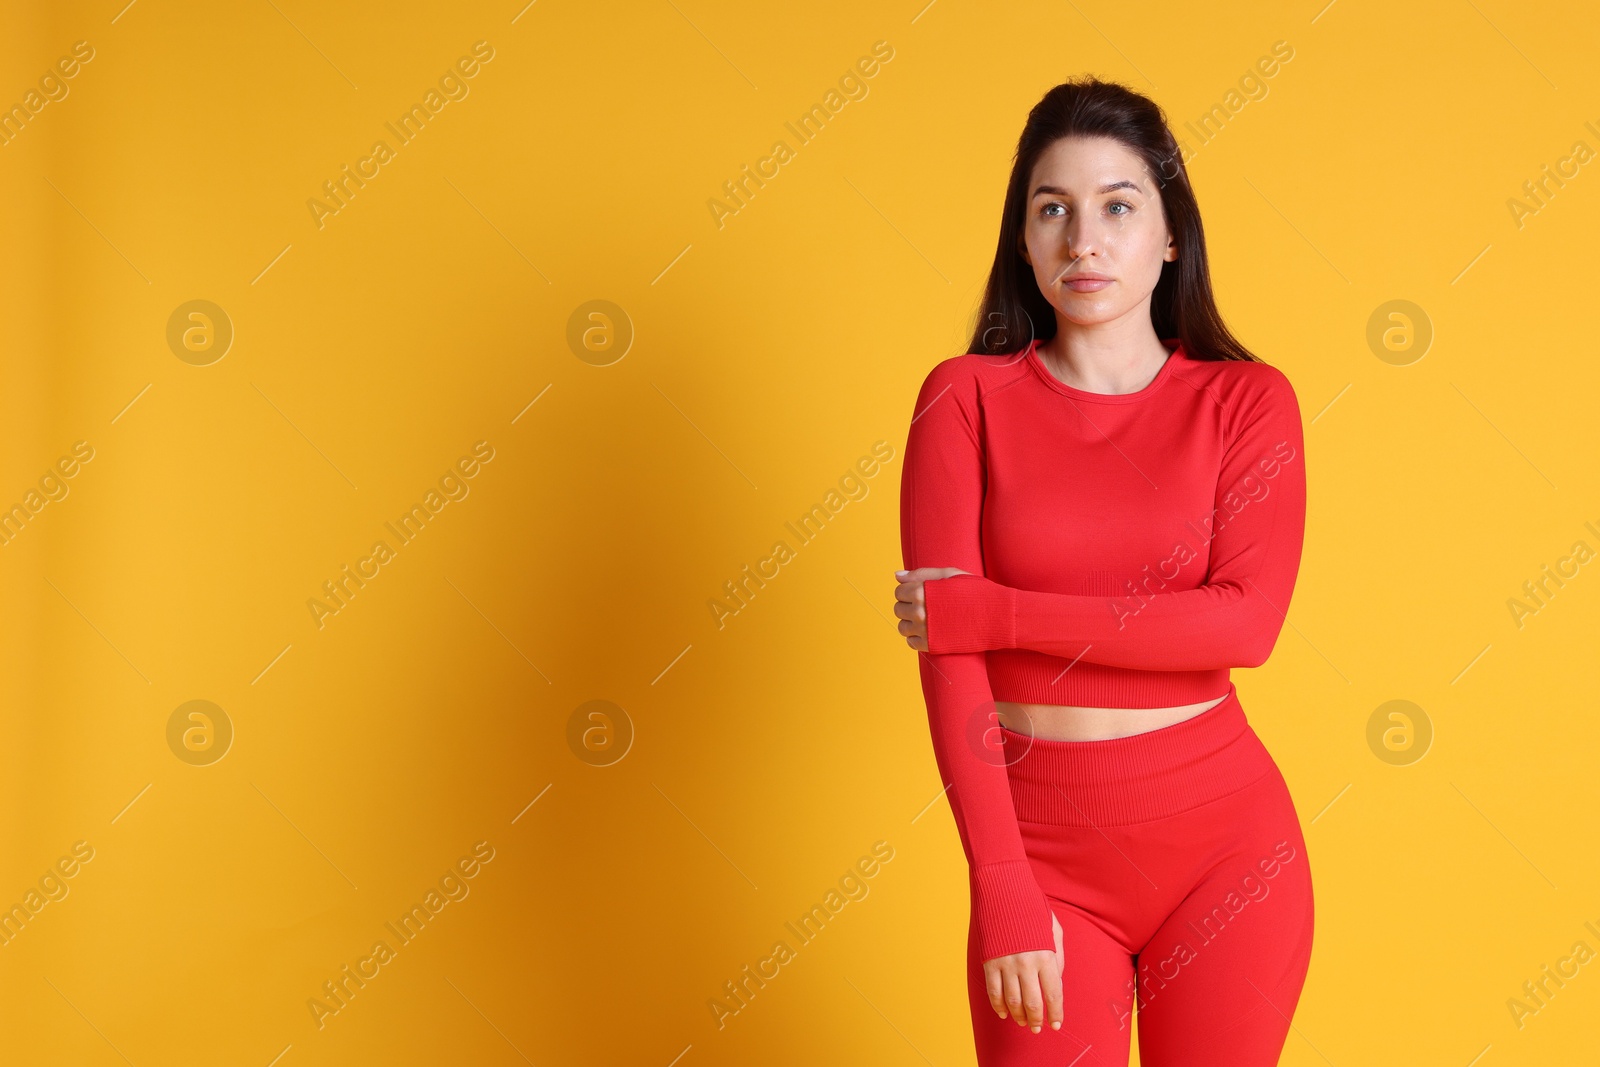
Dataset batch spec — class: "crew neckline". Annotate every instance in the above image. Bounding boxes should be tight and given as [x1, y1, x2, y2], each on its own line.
[1024, 336, 1182, 404]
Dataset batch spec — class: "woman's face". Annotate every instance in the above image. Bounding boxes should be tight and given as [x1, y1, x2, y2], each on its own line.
[1018, 135, 1176, 329]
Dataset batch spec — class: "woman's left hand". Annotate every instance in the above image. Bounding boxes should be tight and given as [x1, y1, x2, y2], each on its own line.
[893, 567, 971, 651]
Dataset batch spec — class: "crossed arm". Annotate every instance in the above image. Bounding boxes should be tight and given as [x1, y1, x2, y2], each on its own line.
[900, 365, 1306, 672]
[899, 358, 1059, 965]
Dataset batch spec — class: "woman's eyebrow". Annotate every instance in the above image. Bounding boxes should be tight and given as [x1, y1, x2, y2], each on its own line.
[1031, 179, 1144, 198]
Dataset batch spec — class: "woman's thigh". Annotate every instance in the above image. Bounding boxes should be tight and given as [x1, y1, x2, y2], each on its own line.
[1133, 766, 1315, 1067]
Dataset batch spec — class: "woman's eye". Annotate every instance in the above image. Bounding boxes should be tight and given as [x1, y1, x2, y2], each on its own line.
[1042, 203, 1065, 217]
[1109, 201, 1132, 216]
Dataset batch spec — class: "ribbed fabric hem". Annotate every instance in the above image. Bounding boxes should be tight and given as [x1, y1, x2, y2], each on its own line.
[987, 649, 1231, 708]
[925, 574, 1015, 654]
[1001, 683, 1274, 827]
[970, 859, 1056, 960]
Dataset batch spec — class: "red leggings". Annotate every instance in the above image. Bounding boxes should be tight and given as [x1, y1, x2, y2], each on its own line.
[967, 684, 1314, 1066]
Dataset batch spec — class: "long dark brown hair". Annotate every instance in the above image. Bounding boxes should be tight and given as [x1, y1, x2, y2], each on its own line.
[966, 76, 1262, 365]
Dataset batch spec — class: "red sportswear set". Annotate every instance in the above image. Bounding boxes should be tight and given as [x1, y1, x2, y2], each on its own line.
[899, 335, 1314, 1066]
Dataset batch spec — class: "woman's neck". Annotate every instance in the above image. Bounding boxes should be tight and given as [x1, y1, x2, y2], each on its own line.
[1035, 332, 1172, 395]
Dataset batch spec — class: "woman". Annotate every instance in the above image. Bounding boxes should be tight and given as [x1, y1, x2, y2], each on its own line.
[893, 77, 1313, 1067]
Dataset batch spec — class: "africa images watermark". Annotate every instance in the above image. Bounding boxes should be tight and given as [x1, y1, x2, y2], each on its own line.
[706, 39, 895, 230]
[1105, 439, 1297, 632]
[0, 440, 95, 547]
[1156, 40, 1294, 178]
[1505, 516, 1600, 630]
[306, 840, 496, 1030]
[307, 441, 496, 629]
[1108, 838, 1301, 1031]
[307, 40, 497, 230]
[0, 840, 96, 947]
[708, 840, 895, 1029]
[1505, 915, 1600, 1031]
[1506, 118, 1600, 230]
[0, 39, 95, 147]
[708, 441, 896, 629]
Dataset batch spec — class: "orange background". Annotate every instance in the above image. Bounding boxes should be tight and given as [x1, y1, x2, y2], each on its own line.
[2, 1, 1598, 1063]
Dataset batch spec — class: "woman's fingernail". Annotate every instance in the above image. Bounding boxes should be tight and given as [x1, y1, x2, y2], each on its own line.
[895, 570, 907, 577]
[1051, 1021, 1061, 1030]
[1031, 1025, 1041, 1033]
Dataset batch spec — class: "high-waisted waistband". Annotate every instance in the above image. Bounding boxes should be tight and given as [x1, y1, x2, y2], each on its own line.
[1001, 682, 1275, 827]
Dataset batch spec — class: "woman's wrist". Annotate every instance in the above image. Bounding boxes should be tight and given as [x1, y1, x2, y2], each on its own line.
[971, 858, 1056, 961]
[925, 574, 1018, 654]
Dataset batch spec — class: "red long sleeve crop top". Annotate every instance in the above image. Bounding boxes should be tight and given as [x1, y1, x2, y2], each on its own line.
[898, 335, 1306, 962]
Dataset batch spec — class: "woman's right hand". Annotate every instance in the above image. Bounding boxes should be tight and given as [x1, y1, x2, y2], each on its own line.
[892, 567, 971, 651]
[983, 910, 1065, 1033]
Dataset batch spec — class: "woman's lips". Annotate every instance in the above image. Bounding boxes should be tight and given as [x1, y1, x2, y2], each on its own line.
[1063, 276, 1112, 292]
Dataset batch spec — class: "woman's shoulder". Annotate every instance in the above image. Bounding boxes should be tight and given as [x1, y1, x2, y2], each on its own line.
[915, 347, 1032, 399]
[1172, 351, 1299, 412]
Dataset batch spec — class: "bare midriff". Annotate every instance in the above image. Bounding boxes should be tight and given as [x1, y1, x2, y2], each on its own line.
[994, 694, 1228, 742]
